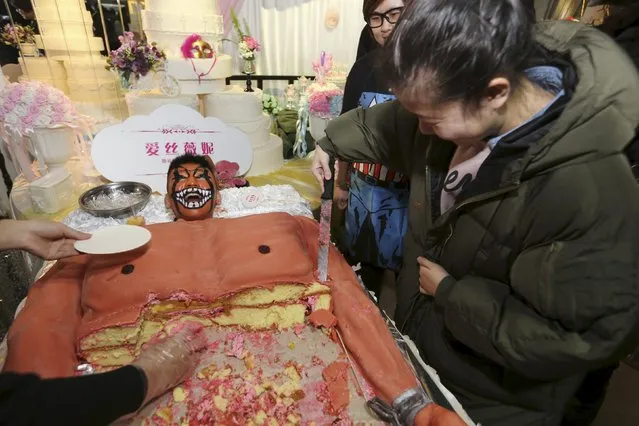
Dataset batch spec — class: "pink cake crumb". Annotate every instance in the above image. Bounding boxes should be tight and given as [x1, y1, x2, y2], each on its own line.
[293, 323, 306, 338]
[225, 333, 246, 359]
[306, 296, 319, 310]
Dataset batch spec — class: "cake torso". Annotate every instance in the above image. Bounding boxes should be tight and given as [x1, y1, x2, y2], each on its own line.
[4, 213, 422, 424]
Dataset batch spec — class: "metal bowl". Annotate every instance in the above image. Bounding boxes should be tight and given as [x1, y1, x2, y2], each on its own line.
[79, 182, 152, 219]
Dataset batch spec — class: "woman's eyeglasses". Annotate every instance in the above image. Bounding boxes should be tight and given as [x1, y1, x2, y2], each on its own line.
[367, 7, 404, 28]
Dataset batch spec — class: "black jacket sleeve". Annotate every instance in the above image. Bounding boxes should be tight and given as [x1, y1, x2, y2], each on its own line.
[0, 366, 146, 426]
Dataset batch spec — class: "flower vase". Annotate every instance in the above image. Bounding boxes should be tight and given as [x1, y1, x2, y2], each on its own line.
[118, 71, 138, 91]
[242, 59, 256, 92]
[19, 43, 37, 57]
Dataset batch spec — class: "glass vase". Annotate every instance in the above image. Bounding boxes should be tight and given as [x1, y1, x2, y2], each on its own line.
[118, 71, 138, 91]
[242, 59, 256, 75]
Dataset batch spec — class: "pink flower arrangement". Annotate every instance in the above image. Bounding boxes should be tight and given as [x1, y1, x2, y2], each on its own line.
[308, 86, 343, 119]
[216, 160, 247, 188]
[243, 35, 260, 51]
[312, 51, 333, 78]
[223, 7, 261, 60]
[0, 81, 90, 135]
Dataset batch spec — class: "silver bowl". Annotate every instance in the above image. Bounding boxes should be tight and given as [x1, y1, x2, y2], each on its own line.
[79, 182, 152, 218]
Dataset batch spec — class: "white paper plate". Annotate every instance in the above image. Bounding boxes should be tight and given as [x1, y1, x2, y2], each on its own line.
[75, 225, 151, 255]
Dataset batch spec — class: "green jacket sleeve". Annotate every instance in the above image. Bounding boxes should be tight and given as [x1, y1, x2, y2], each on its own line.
[317, 100, 423, 175]
[434, 162, 639, 381]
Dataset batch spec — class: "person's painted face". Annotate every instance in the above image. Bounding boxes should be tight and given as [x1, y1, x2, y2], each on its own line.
[368, 0, 405, 46]
[166, 162, 218, 221]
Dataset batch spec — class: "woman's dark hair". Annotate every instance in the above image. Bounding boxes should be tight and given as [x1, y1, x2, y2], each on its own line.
[362, 0, 385, 21]
[382, 0, 534, 106]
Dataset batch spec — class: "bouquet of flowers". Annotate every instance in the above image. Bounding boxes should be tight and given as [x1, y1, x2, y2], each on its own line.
[228, 7, 261, 60]
[308, 86, 343, 119]
[0, 24, 35, 47]
[262, 94, 281, 115]
[106, 32, 166, 82]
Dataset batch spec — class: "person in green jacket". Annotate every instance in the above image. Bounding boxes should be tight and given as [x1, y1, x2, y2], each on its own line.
[311, 0, 639, 424]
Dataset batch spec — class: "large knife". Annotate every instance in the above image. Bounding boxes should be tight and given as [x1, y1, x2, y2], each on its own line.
[317, 157, 335, 282]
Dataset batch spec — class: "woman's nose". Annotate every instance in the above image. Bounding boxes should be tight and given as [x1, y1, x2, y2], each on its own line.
[380, 19, 393, 33]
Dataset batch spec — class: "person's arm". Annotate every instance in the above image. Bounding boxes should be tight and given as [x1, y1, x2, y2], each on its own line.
[0, 366, 145, 426]
[0, 219, 90, 260]
[317, 100, 424, 175]
[0, 328, 205, 426]
[433, 161, 639, 381]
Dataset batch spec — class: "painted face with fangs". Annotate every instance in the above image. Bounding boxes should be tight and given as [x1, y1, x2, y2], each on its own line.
[165, 154, 220, 221]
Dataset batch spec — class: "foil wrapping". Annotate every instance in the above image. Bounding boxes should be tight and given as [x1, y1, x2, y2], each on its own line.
[64, 185, 314, 233]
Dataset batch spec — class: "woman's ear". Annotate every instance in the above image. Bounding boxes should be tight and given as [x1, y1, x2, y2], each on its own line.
[164, 194, 171, 210]
[482, 77, 511, 111]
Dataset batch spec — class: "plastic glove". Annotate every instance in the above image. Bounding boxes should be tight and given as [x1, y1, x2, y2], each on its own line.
[131, 325, 206, 405]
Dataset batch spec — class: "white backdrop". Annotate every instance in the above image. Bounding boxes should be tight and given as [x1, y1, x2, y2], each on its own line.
[224, 0, 364, 78]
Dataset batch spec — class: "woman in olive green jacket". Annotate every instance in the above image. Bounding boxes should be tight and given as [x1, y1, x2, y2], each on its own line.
[312, 0, 639, 424]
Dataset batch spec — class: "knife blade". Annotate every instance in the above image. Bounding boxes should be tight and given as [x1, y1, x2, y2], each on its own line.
[317, 157, 335, 282]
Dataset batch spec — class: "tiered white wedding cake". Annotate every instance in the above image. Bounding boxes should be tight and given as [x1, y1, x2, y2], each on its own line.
[205, 86, 283, 176]
[137, 0, 285, 176]
[25, 0, 123, 121]
[141, 0, 232, 95]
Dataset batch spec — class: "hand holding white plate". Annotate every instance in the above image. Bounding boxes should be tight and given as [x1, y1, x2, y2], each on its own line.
[74, 225, 151, 255]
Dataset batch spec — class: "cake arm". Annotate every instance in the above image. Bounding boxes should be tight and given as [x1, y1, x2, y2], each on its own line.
[3, 257, 87, 378]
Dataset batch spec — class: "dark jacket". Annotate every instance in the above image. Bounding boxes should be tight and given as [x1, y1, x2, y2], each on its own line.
[318, 21, 639, 423]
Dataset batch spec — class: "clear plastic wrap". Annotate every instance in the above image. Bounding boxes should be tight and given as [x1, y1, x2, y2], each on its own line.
[355, 274, 477, 426]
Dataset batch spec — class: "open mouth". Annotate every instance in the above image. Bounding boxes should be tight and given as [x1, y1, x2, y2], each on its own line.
[174, 187, 213, 209]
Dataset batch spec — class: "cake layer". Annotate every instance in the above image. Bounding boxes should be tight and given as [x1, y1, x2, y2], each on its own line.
[81, 297, 331, 367]
[79, 284, 331, 351]
[56, 55, 113, 81]
[38, 20, 93, 39]
[166, 55, 232, 95]
[75, 99, 128, 123]
[247, 134, 285, 177]
[19, 57, 66, 79]
[145, 0, 219, 14]
[204, 86, 263, 122]
[35, 34, 104, 53]
[125, 91, 199, 116]
[33, 3, 92, 21]
[222, 113, 272, 149]
[142, 10, 223, 35]
[67, 79, 119, 102]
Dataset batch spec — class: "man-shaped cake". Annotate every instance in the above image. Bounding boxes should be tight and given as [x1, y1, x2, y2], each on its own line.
[2, 155, 466, 425]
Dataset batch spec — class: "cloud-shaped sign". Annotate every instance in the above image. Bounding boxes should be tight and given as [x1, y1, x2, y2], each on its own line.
[91, 104, 253, 193]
